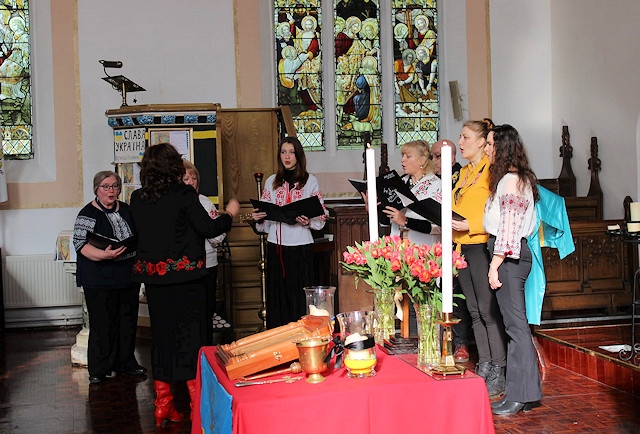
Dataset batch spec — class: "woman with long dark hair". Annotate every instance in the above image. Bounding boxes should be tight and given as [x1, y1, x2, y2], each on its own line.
[130, 143, 239, 426]
[484, 124, 541, 414]
[251, 136, 327, 329]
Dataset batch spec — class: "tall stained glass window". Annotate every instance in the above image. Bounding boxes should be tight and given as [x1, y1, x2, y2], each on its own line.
[0, 1, 32, 159]
[274, 1, 325, 151]
[334, 0, 381, 150]
[392, 1, 439, 147]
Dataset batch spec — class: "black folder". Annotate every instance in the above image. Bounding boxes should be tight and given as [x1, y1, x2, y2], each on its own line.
[250, 196, 324, 225]
[396, 192, 465, 227]
[87, 232, 136, 250]
[349, 170, 418, 226]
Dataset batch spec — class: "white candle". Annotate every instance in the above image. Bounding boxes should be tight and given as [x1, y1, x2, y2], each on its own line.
[631, 202, 640, 222]
[441, 142, 453, 313]
[365, 145, 379, 241]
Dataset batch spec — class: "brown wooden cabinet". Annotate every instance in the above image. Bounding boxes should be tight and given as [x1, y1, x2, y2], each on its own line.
[541, 219, 633, 318]
[218, 108, 290, 339]
[327, 205, 376, 314]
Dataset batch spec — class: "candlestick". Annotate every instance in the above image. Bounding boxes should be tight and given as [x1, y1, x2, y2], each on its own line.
[365, 144, 379, 241]
[441, 142, 453, 314]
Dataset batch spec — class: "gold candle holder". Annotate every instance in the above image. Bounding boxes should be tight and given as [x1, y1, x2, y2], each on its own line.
[431, 312, 466, 376]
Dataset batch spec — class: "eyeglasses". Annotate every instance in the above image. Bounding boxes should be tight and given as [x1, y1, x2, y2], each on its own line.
[99, 184, 120, 191]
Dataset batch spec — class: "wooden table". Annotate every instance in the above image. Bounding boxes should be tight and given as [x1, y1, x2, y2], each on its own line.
[192, 346, 495, 434]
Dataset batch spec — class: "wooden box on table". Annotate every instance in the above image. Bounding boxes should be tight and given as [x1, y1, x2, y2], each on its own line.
[216, 315, 332, 380]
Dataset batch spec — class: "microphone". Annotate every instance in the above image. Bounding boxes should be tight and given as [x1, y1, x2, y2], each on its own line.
[99, 60, 122, 68]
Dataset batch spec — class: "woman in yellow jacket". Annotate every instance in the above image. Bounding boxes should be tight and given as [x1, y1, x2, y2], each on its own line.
[451, 118, 507, 398]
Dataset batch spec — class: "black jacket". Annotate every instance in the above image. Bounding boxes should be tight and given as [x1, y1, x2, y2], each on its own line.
[130, 183, 232, 285]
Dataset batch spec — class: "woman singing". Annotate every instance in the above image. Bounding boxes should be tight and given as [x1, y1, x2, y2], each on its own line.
[251, 136, 327, 329]
[484, 124, 542, 414]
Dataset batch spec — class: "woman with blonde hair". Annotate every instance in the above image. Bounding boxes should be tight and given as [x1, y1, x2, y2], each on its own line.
[383, 140, 442, 246]
[452, 118, 507, 398]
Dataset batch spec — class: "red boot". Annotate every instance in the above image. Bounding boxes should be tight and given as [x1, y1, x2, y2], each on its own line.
[186, 379, 197, 421]
[153, 380, 185, 426]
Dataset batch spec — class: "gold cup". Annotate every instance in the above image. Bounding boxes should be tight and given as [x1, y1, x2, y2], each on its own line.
[295, 337, 329, 383]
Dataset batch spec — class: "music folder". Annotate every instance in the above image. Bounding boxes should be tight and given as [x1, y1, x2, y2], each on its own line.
[87, 232, 136, 250]
[396, 191, 465, 227]
[349, 170, 418, 226]
[250, 196, 324, 225]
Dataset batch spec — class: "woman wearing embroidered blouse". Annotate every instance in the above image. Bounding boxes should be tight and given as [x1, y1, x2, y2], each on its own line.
[451, 118, 507, 398]
[383, 140, 442, 245]
[130, 143, 239, 426]
[183, 160, 228, 345]
[484, 124, 542, 415]
[73, 170, 144, 385]
[251, 136, 327, 329]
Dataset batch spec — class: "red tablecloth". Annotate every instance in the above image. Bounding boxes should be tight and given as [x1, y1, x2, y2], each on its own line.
[193, 346, 495, 434]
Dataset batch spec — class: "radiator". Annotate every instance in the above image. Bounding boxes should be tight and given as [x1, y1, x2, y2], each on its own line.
[3, 255, 81, 308]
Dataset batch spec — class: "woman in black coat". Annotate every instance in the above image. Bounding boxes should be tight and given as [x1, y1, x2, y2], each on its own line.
[130, 143, 239, 426]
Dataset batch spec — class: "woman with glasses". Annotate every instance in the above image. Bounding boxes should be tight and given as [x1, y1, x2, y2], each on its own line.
[73, 170, 145, 385]
[451, 119, 507, 399]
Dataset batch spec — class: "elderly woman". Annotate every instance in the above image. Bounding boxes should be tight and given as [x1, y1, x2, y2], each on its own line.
[73, 170, 144, 385]
[383, 140, 442, 246]
[130, 143, 239, 426]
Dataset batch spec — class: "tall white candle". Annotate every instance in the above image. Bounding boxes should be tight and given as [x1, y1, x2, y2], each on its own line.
[441, 142, 453, 313]
[365, 145, 379, 241]
[631, 202, 640, 222]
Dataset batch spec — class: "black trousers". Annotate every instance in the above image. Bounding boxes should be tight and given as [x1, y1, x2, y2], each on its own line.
[457, 243, 507, 366]
[204, 265, 218, 345]
[452, 276, 472, 346]
[146, 278, 207, 382]
[84, 284, 140, 377]
[489, 237, 542, 402]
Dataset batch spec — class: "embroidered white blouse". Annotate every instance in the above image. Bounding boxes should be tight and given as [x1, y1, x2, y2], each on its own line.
[483, 173, 536, 259]
[255, 173, 327, 246]
[390, 173, 442, 246]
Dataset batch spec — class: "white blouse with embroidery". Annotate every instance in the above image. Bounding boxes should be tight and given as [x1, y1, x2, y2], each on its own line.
[483, 173, 536, 259]
[390, 173, 442, 246]
[255, 173, 327, 246]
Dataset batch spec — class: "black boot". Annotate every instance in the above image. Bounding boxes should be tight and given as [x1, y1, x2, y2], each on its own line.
[475, 361, 491, 380]
[486, 364, 505, 398]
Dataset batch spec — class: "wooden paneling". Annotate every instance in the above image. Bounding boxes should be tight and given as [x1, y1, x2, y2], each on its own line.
[218, 109, 283, 339]
[327, 205, 376, 313]
[541, 220, 633, 318]
[218, 108, 280, 203]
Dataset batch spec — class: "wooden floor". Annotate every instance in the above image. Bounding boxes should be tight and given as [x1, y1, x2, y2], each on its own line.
[1, 325, 640, 433]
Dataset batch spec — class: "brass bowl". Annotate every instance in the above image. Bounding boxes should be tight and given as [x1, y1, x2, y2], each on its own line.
[295, 337, 329, 383]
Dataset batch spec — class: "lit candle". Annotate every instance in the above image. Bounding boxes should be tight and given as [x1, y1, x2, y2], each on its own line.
[441, 142, 453, 313]
[365, 144, 379, 241]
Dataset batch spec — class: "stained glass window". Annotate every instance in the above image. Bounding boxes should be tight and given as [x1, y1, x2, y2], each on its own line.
[0, 1, 31, 159]
[274, 1, 325, 151]
[392, 1, 439, 147]
[334, 0, 381, 150]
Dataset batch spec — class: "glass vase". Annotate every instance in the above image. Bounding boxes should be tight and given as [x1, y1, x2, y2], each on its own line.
[414, 303, 440, 368]
[372, 287, 396, 344]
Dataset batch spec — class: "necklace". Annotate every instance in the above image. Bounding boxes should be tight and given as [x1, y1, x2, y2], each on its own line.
[453, 162, 486, 205]
[95, 197, 117, 213]
[408, 174, 425, 188]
